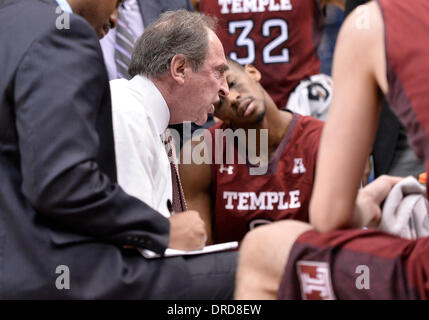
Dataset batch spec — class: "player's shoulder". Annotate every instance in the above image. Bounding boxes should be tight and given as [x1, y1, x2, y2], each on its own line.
[337, 1, 383, 51]
[290, 114, 324, 148]
[296, 114, 324, 132]
[289, 114, 324, 157]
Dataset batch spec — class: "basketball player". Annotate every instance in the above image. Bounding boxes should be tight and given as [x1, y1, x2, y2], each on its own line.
[179, 59, 324, 244]
[199, 0, 346, 115]
[235, 0, 429, 299]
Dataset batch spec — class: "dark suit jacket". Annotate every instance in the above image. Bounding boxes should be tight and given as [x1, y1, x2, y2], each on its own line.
[0, 0, 192, 298]
[138, 0, 194, 27]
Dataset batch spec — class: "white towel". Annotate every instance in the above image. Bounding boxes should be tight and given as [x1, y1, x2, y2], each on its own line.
[378, 176, 429, 239]
[285, 74, 333, 121]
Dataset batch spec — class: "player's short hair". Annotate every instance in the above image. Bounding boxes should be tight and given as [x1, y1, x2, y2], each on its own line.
[226, 57, 244, 70]
[129, 10, 217, 78]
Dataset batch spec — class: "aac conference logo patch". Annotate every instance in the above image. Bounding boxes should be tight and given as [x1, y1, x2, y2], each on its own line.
[296, 261, 336, 300]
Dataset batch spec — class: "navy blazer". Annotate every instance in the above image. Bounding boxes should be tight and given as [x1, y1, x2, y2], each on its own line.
[0, 0, 192, 298]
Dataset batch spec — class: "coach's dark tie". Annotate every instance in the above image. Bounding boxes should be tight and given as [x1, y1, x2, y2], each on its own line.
[115, 5, 136, 79]
[163, 129, 188, 213]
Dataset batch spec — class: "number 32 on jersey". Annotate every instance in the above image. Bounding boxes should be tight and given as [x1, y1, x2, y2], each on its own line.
[229, 18, 290, 65]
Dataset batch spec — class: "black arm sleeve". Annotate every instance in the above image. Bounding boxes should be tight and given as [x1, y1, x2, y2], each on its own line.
[345, 0, 370, 17]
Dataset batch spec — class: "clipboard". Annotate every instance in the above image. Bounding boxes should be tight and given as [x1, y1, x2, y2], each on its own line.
[139, 241, 238, 259]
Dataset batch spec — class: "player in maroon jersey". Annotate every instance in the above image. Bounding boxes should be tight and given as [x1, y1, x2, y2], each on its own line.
[199, 0, 345, 112]
[178, 58, 324, 244]
[235, 0, 429, 299]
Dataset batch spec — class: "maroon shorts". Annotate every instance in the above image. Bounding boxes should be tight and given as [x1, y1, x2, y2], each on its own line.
[278, 228, 429, 299]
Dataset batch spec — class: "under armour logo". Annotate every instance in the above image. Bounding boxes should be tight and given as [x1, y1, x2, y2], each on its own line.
[292, 158, 306, 174]
[219, 164, 234, 175]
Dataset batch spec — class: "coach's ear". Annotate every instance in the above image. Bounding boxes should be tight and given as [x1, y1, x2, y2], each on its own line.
[245, 64, 261, 82]
[170, 54, 187, 85]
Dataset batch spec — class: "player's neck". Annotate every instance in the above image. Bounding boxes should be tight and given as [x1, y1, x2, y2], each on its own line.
[265, 105, 293, 154]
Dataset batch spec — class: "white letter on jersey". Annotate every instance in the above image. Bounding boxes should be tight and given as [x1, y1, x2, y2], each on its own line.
[243, 0, 257, 12]
[224, 191, 238, 210]
[265, 192, 279, 210]
[268, 0, 280, 11]
[257, 0, 269, 12]
[280, 0, 292, 11]
[277, 192, 289, 210]
[289, 190, 301, 209]
[231, 0, 244, 13]
[219, 0, 232, 14]
[237, 192, 250, 210]
[292, 158, 306, 174]
[249, 192, 266, 210]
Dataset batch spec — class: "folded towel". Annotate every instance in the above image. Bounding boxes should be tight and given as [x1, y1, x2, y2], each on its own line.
[378, 176, 429, 239]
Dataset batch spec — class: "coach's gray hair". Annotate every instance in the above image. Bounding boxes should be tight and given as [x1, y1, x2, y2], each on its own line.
[128, 10, 217, 78]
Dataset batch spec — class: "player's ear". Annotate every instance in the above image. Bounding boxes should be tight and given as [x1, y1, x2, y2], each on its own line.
[170, 54, 188, 85]
[245, 64, 261, 82]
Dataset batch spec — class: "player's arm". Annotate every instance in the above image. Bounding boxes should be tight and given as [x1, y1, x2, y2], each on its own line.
[179, 137, 214, 244]
[320, 0, 346, 10]
[309, 2, 390, 233]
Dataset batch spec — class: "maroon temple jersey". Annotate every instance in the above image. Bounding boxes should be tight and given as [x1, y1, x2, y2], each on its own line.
[200, 0, 324, 108]
[380, 0, 429, 197]
[278, 0, 429, 300]
[380, 0, 429, 298]
[208, 113, 323, 243]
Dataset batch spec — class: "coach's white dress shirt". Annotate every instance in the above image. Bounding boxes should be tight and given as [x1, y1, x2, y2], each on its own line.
[110, 75, 172, 218]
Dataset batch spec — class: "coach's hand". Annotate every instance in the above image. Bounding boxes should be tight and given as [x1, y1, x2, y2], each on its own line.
[168, 211, 207, 251]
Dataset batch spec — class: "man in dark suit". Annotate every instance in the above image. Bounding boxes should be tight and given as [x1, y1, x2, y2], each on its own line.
[0, 0, 235, 299]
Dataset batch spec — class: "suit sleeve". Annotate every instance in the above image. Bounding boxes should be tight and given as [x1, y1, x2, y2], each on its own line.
[14, 15, 169, 253]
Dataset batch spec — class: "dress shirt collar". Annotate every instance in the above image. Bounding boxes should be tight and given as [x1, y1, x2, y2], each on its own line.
[128, 75, 170, 135]
[55, 0, 73, 13]
[122, 0, 139, 10]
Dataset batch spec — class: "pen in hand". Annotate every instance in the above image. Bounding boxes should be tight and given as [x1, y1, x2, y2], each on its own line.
[167, 199, 175, 216]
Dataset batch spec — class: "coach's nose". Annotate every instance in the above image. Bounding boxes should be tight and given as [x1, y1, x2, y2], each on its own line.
[219, 75, 230, 98]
